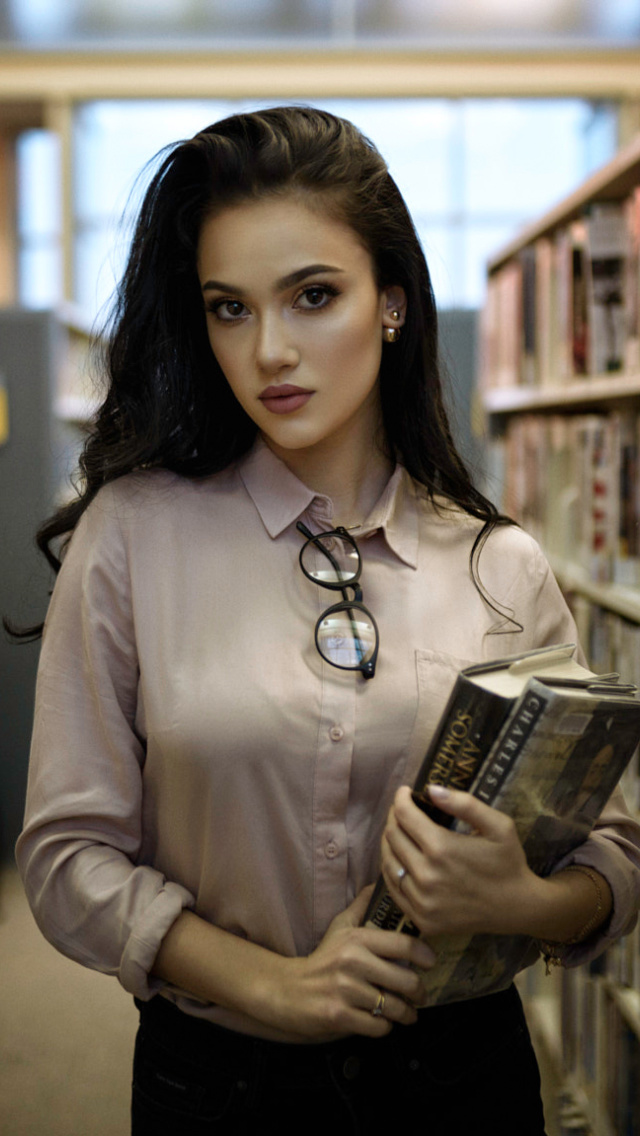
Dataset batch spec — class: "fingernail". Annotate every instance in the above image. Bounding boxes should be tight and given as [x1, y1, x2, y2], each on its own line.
[429, 784, 450, 801]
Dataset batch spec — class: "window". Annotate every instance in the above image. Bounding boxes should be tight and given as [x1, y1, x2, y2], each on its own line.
[17, 97, 618, 317]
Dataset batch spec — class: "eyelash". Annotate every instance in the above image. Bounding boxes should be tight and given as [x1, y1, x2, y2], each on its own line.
[206, 284, 340, 323]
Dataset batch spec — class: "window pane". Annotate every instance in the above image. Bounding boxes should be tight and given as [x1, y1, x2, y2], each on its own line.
[19, 244, 62, 309]
[462, 100, 592, 216]
[16, 131, 61, 238]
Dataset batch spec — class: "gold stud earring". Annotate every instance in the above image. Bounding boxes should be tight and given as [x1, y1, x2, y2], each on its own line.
[390, 309, 401, 321]
[383, 326, 400, 343]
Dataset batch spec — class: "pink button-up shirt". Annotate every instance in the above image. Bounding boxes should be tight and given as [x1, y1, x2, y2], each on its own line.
[17, 439, 640, 1038]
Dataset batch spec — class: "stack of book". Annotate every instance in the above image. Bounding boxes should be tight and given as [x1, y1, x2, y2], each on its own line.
[364, 644, 640, 1009]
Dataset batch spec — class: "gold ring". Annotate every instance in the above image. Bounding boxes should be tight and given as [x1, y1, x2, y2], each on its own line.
[372, 990, 386, 1018]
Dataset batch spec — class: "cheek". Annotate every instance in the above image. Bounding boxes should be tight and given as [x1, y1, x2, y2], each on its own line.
[321, 305, 382, 373]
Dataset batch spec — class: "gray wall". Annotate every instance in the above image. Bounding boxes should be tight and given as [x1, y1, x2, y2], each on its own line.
[439, 308, 483, 484]
[1, 310, 59, 862]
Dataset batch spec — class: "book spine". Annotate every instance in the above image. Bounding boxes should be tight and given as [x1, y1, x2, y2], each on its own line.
[471, 684, 550, 805]
[364, 677, 513, 931]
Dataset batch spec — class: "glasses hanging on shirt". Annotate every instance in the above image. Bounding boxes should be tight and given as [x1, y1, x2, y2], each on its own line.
[296, 521, 379, 680]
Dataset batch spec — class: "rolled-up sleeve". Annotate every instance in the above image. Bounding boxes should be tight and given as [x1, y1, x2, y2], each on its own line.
[548, 786, 640, 966]
[15, 488, 194, 999]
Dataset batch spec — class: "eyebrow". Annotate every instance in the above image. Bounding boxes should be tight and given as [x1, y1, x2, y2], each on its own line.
[201, 263, 345, 295]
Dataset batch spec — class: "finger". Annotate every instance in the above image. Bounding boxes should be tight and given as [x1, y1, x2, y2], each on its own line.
[344, 884, 376, 923]
[381, 824, 424, 882]
[368, 955, 430, 1009]
[329, 884, 376, 931]
[427, 785, 510, 839]
[380, 866, 423, 930]
[363, 927, 436, 974]
[363, 987, 419, 1027]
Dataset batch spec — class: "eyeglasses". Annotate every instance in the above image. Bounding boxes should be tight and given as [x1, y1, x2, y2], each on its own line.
[296, 521, 379, 680]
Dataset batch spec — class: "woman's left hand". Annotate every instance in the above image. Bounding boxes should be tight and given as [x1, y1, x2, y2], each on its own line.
[381, 785, 546, 939]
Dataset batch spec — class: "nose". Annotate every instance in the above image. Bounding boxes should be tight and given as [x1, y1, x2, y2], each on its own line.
[255, 312, 299, 373]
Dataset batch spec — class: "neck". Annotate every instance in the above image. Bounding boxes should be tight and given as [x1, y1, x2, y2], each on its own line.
[263, 432, 394, 528]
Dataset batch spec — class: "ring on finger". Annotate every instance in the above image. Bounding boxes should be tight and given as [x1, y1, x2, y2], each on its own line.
[371, 990, 386, 1018]
[397, 866, 407, 886]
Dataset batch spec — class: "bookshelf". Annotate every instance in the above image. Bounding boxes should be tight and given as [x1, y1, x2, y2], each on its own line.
[481, 135, 640, 1136]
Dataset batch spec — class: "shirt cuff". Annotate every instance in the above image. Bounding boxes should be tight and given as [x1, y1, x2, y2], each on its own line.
[119, 881, 195, 1000]
[547, 833, 640, 968]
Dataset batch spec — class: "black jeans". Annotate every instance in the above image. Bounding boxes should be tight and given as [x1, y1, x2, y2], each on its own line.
[131, 985, 547, 1135]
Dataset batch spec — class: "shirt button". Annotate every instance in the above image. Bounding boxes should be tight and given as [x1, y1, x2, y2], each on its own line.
[325, 841, 338, 859]
[329, 725, 344, 742]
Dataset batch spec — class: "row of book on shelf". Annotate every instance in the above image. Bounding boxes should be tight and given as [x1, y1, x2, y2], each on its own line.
[487, 409, 640, 588]
[480, 187, 640, 389]
[568, 595, 640, 816]
[551, 940, 640, 1136]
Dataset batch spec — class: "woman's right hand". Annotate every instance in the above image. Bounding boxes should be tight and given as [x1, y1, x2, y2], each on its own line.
[267, 886, 436, 1041]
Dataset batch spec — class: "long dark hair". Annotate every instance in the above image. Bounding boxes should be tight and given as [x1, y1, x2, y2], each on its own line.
[16, 105, 514, 638]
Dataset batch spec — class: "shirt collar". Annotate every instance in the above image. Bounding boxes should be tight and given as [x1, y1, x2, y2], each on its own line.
[238, 437, 419, 569]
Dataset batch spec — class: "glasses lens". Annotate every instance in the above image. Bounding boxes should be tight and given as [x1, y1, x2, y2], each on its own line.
[316, 607, 376, 668]
[301, 534, 360, 586]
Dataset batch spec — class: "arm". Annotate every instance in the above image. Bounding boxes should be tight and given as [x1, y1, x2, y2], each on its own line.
[380, 785, 621, 949]
[152, 890, 436, 1041]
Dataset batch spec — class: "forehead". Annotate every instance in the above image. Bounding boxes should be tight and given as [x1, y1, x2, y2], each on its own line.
[196, 193, 373, 278]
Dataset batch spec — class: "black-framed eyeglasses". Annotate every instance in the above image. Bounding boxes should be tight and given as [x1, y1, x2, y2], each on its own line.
[296, 521, 379, 680]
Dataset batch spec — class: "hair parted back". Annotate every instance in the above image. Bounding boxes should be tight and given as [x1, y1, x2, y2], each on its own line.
[21, 104, 510, 637]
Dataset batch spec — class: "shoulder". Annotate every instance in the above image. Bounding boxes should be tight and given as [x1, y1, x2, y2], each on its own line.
[67, 464, 241, 551]
[417, 489, 545, 574]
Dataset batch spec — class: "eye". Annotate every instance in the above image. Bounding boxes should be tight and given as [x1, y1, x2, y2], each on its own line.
[208, 299, 248, 322]
[295, 285, 339, 311]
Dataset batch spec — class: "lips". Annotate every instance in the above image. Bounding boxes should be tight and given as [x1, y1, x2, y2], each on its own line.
[258, 384, 314, 415]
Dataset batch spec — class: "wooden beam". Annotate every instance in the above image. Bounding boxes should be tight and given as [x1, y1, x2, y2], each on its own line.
[0, 130, 17, 304]
[0, 49, 639, 101]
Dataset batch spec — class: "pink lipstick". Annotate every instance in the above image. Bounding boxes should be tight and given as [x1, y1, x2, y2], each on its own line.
[259, 384, 314, 415]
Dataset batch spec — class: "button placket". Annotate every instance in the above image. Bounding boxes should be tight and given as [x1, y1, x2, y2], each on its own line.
[312, 677, 356, 943]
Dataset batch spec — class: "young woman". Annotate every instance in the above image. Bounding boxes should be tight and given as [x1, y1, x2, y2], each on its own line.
[16, 106, 640, 1135]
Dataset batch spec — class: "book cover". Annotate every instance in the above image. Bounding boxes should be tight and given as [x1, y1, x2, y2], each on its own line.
[364, 647, 640, 1007]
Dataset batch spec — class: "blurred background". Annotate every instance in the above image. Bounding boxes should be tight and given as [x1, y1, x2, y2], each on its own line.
[2, 3, 640, 1133]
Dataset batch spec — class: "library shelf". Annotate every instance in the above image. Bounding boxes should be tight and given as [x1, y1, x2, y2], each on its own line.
[548, 558, 640, 624]
[605, 980, 640, 1041]
[480, 126, 640, 1136]
[483, 374, 640, 418]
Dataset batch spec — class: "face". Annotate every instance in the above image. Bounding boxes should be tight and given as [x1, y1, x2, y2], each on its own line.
[196, 194, 405, 465]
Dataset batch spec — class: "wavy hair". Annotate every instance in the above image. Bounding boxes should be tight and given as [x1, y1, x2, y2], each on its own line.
[15, 105, 515, 638]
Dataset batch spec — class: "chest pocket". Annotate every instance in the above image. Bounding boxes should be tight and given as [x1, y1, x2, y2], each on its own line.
[402, 648, 476, 787]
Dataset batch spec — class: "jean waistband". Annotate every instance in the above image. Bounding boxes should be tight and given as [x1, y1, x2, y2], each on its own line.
[135, 983, 520, 1078]
[134, 995, 393, 1077]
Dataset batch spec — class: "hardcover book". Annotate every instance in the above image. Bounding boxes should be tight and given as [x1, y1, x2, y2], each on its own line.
[363, 644, 640, 1007]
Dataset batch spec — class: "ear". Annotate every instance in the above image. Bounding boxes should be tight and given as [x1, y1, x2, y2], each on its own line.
[381, 285, 407, 330]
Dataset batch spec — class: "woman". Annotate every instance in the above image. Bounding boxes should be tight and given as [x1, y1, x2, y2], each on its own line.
[16, 106, 640, 1134]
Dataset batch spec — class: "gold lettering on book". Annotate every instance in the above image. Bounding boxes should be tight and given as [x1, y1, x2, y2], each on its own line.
[426, 709, 481, 787]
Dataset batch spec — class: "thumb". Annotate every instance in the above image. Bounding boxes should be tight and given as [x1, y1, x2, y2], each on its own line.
[331, 884, 376, 930]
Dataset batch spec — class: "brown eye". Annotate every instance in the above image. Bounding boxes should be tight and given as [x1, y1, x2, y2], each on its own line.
[296, 285, 339, 310]
[212, 300, 247, 321]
